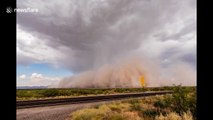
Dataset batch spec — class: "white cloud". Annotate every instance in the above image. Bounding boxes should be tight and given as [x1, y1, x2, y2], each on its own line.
[30, 73, 61, 83]
[30, 73, 43, 82]
[17, 73, 62, 86]
[17, 25, 72, 67]
[19, 74, 26, 79]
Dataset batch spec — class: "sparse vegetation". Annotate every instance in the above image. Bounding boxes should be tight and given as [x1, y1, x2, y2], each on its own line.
[69, 85, 196, 120]
[40, 89, 60, 97]
[16, 86, 195, 100]
[153, 85, 196, 118]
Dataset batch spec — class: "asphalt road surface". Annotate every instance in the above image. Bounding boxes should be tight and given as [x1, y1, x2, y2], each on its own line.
[17, 101, 109, 120]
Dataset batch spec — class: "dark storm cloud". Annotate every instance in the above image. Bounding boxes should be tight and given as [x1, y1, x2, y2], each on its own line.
[155, 21, 196, 42]
[17, 0, 196, 73]
[180, 53, 196, 67]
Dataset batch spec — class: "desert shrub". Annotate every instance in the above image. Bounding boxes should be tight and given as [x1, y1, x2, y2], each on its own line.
[155, 112, 182, 120]
[108, 113, 124, 120]
[155, 111, 193, 120]
[123, 111, 141, 120]
[57, 89, 74, 96]
[129, 99, 140, 104]
[94, 104, 100, 109]
[187, 92, 196, 117]
[16, 90, 43, 98]
[182, 111, 193, 120]
[153, 100, 168, 109]
[108, 103, 123, 112]
[171, 85, 189, 113]
[69, 88, 196, 120]
[17, 90, 34, 98]
[170, 85, 196, 115]
[129, 99, 142, 111]
[143, 109, 160, 118]
[107, 102, 130, 112]
[40, 89, 59, 97]
[71, 109, 100, 120]
[71, 105, 111, 120]
[154, 85, 196, 119]
[130, 102, 141, 111]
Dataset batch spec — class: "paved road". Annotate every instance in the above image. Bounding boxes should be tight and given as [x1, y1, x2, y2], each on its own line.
[17, 101, 108, 120]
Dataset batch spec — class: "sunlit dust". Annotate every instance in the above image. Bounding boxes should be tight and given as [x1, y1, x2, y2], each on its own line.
[139, 75, 145, 87]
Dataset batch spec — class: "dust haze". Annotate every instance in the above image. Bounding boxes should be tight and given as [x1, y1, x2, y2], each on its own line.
[58, 56, 196, 88]
[17, 0, 196, 88]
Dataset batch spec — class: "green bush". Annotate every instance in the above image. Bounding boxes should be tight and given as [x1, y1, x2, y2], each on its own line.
[158, 85, 196, 117]
[16, 90, 43, 98]
[143, 109, 160, 117]
[153, 100, 168, 109]
[130, 103, 141, 111]
[17, 91, 33, 98]
[151, 85, 196, 119]
[129, 99, 141, 111]
[187, 91, 196, 117]
[40, 89, 60, 97]
[170, 85, 192, 114]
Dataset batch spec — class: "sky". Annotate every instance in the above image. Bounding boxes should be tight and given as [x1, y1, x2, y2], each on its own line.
[17, 0, 196, 87]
